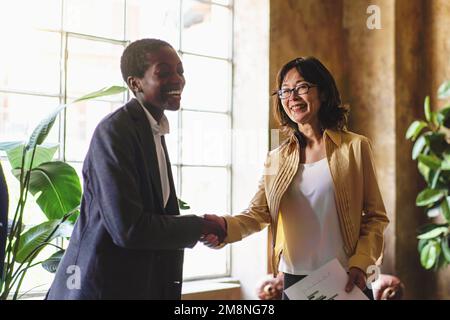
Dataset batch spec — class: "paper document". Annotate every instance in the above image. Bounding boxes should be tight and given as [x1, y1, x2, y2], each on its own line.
[284, 259, 369, 300]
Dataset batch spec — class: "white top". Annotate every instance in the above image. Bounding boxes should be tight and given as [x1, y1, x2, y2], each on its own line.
[279, 157, 348, 275]
[139, 102, 170, 208]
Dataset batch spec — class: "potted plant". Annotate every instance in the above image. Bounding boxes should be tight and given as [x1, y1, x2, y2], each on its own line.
[0, 86, 127, 299]
[406, 80, 450, 271]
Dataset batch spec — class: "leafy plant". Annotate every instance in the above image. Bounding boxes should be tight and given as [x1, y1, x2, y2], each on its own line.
[406, 80, 450, 271]
[0, 86, 127, 299]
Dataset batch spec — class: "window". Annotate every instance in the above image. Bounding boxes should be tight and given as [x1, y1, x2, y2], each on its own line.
[0, 0, 233, 293]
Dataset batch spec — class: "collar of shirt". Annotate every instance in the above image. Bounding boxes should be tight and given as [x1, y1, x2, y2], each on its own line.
[137, 100, 170, 136]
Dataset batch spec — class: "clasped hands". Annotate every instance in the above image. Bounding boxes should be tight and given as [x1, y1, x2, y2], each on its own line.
[200, 214, 227, 247]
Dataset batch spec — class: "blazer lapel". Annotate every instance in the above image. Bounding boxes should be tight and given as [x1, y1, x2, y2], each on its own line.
[126, 99, 164, 211]
[161, 135, 180, 215]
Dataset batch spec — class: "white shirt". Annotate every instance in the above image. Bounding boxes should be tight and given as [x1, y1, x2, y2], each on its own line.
[279, 157, 348, 275]
[139, 102, 170, 208]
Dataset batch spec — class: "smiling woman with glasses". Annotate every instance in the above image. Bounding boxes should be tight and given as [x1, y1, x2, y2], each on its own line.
[201, 56, 389, 301]
[276, 82, 317, 100]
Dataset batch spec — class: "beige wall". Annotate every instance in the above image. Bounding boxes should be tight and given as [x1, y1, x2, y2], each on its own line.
[424, 0, 450, 299]
[269, 0, 450, 299]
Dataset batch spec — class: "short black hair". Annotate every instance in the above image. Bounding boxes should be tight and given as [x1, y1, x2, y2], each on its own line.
[120, 38, 173, 82]
[273, 56, 349, 136]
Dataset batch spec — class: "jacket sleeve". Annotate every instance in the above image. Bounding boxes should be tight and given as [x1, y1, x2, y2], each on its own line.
[87, 120, 203, 251]
[348, 138, 390, 273]
[223, 159, 272, 244]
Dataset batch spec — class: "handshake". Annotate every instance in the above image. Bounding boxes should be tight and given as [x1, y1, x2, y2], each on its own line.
[200, 214, 227, 247]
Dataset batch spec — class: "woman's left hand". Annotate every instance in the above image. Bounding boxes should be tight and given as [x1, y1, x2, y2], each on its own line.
[345, 267, 367, 292]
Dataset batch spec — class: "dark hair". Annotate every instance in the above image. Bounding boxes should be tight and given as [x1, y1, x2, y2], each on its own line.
[120, 38, 173, 83]
[272, 57, 349, 139]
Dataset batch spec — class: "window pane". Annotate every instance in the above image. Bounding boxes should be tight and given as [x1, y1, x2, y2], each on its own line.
[171, 165, 179, 195]
[182, 54, 230, 112]
[183, 241, 227, 279]
[65, 100, 123, 162]
[181, 166, 228, 214]
[0, 30, 60, 95]
[126, 0, 180, 48]
[0, 0, 62, 32]
[213, 0, 231, 5]
[0, 93, 60, 143]
[181, 111, 230, 166]
[180, 166, 229, 278]
[64, 0, 125, 39]
[164, 110, 179, 164]
[66, 37, 126, 100]
[182, 0, 231, 58]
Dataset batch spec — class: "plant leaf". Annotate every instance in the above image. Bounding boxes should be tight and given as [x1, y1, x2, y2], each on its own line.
[13, 161, 81, 220]
[412, 135, 427, 160]
[418, 238, 428, 252]
[416, 188, 446, 207]
[441, 158, 450, 171]
[418, 162, 430, 182]
[178, 198, 190, 210]
[427, 206, 441, 218]
[420, 241, 439, 269]
[418, 154, 441, 170]
[73, 86, 127, 103]
[417, 226, 448, 240]
[0, 141, 23, 151]
[406, 120, 428, 141]
[6, 143, 59, 170]
[26, 86, 127, 151]
[441, 197, 450, 223]
[25, 104, 66, 151]
[438, 80, 450, 99]
[424, 96, 432, 122]
[41, 250, 65, 273]
[15, 220, 73, 263]
[441, 236, 450, 263]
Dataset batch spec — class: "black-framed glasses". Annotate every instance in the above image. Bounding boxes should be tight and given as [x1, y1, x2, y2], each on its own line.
[276, 83, 317, 99]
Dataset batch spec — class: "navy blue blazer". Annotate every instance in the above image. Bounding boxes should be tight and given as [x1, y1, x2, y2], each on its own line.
[47, 99, 203, 300]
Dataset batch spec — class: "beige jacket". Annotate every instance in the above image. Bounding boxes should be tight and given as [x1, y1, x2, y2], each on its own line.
[223, 129, 389, 275]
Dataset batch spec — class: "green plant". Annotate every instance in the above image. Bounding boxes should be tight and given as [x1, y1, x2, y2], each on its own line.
[406, 80, 450, 271]
[0, 86, 127, 299]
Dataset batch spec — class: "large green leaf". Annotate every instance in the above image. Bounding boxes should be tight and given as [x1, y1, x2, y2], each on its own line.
[406, 120, 428, 141]
[418, 154, 441, 170]
[438, 80, 450, 99]
[412, 135, 427, 160]
[25, 104, 65, 151]
[417, 226, 448, 240]
[420, 241, 440, 269]
[15, 220, 73, 263]
[73, 86, 127, 103]
[0, 141, 23, 151]
[25, 86, 127, 151]
[41, 250, 65, 273]
[416, 188, 446, 207]
[6, 143, 59, 170]
[13, 161, 81, 220]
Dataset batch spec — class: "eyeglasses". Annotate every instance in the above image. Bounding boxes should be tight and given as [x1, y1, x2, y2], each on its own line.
[276, 83, 317, 99]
